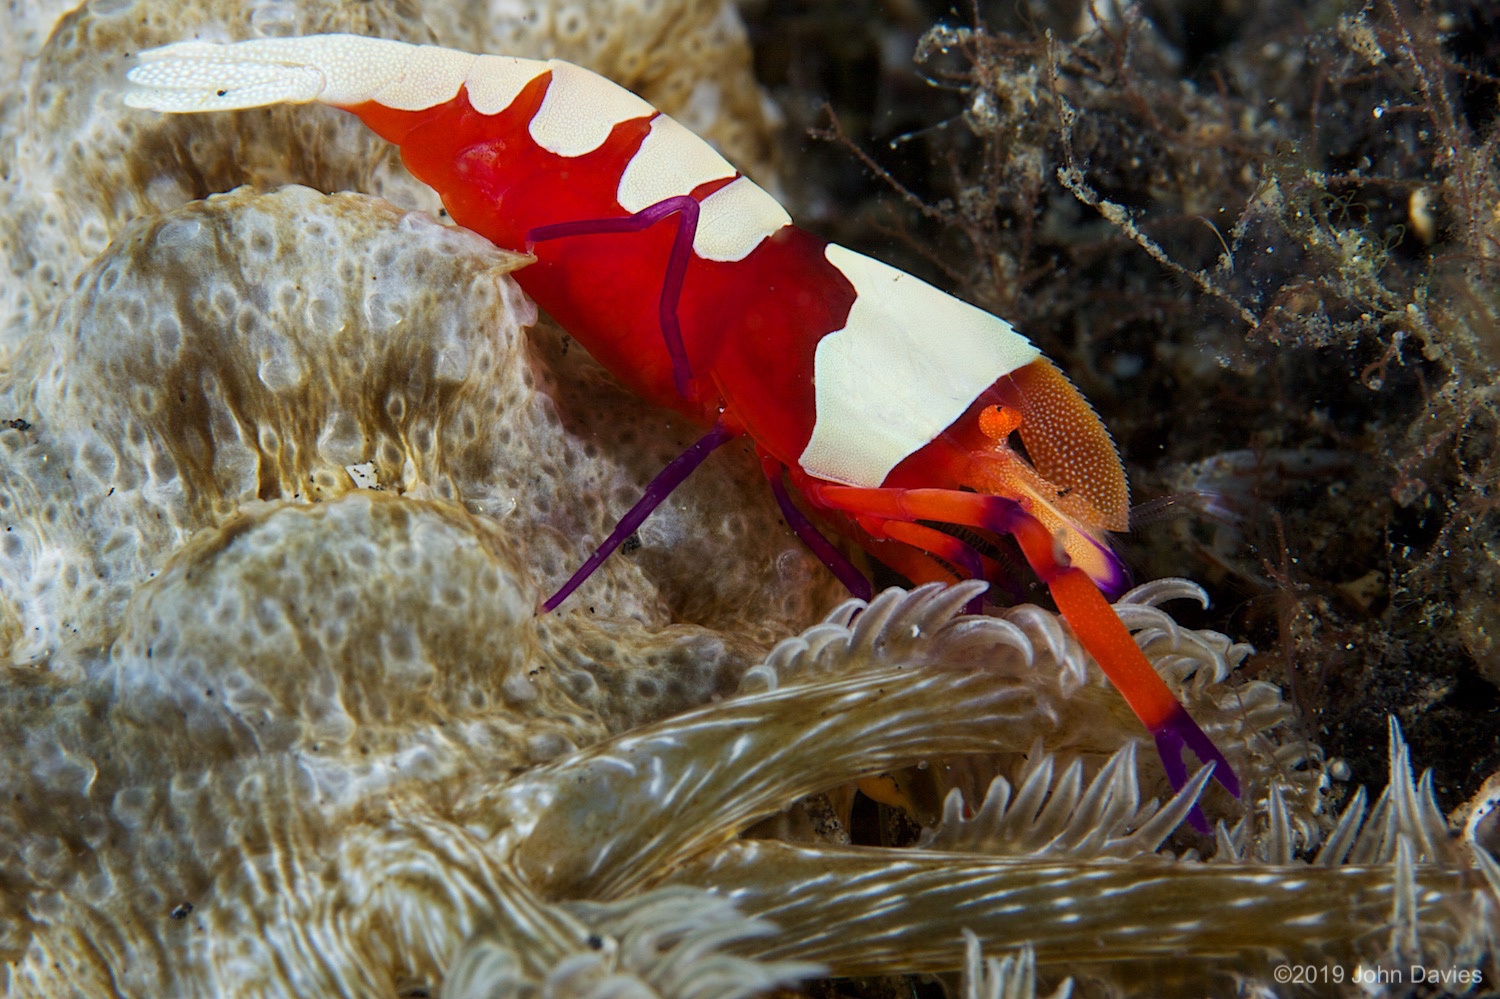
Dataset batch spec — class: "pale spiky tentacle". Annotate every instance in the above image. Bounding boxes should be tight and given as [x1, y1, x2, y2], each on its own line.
[658, 718, 1496, 983]
[918, 579, 1319, 842]
[960, 932, 1073, 999]
[483, 582, 1295, 901]
[669, 837, 1479, 979]
[1114, 579, 1333, 842]
[1211, 716, 1454, 869]
[490, 585, 1046, 899]
[444, 887, 822, 999]
[919, 741, 1217, 861]
[448, 585, 1495, 987]
[738, 582, 995, 694]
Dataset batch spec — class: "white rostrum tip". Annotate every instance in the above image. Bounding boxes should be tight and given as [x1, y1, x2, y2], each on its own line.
[125, 34, 482, 113]
[125, 42, 327, 111]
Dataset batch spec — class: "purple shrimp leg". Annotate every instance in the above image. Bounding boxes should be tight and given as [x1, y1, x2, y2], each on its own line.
[528, 195, 701, 400]
[540, 420, 738, 613]
[924, 531, 988, 615]
[529, 197, 731, 612]
[759, 455, 873, 603]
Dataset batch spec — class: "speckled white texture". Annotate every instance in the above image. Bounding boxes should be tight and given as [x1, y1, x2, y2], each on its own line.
[125, 35, 427, 110]
[692, 175, 792, 262]
[125, 36, 557, 116]
[0, 181, 847, 993]
[466, 53, 550, 114]
[616, 113, 736, 211]
[613, 113, 791, 263]
[529, 58, 654, 156]
[467, 0, 776, 183]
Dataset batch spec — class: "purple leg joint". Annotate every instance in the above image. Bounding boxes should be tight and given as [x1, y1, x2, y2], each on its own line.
[540, 421, 738, 613]
[940, 536, 988, 615]
[528, 195, 701, 400]
[1154, 702, 1240, 834]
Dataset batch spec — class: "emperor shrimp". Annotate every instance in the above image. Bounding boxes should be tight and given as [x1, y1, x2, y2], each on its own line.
[125, 33, 1238, 828]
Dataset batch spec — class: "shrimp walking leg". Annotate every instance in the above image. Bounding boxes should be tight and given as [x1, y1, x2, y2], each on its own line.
[866, 521, 992, 616]
[540, 420, 738, 612]
[760, 455, 872, 602]
[801, 479, 1238, 829]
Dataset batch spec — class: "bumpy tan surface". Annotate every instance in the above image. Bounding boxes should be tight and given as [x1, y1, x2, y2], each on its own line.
[3, 4, 1496, 997]
[0, 178, 842, 993]
[3, 183, 829, 663]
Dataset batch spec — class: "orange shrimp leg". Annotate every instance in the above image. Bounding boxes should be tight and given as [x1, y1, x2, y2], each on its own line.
[865, 521, 992, 616]
[763, 457, 997, 610]
[528, 195, 701, 399]
[1005, 514, 1240, 825]
[540, 420, 739, 612]
[803, 481, 1238, 830]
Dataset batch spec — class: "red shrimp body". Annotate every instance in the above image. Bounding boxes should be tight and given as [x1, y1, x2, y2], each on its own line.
[350, 83, 852, 472]
[350, 80, 1130, 573]
[125, 34, 1239, 825]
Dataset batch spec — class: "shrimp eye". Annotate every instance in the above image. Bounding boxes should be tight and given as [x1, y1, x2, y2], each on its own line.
[978, 404, 1023, 443]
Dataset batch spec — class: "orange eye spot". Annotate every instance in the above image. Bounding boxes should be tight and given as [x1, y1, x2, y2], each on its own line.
[978, 404, 1023, 443]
